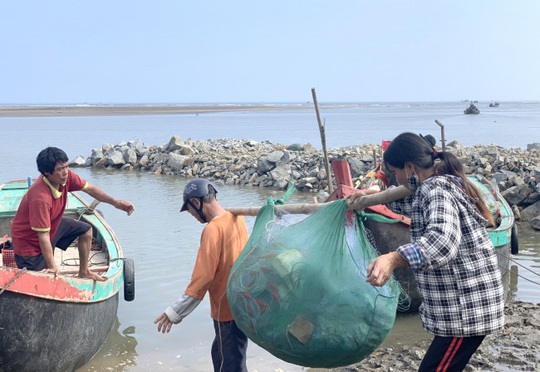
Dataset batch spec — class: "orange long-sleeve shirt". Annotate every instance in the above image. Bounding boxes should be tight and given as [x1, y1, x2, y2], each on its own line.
[185, 211, 248, 321]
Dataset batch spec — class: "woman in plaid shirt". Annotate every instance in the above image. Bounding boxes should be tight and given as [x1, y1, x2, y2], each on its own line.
[348, 132, 504, 372]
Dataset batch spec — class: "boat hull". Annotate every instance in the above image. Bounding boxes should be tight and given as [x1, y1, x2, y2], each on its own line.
[0, 291, 118, 372]
[364, 217, 512, 312]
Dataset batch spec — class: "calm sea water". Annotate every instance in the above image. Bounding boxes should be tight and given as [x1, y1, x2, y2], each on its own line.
[0, 102, 538, 372]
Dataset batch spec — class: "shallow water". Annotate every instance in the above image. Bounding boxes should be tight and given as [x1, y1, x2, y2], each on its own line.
[0, 103, 538, 371]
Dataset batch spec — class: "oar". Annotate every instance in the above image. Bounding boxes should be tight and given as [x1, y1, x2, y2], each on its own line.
[227, 185, 413, 216]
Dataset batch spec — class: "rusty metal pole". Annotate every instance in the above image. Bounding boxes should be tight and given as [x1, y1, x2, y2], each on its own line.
[435, 119, 446, 151]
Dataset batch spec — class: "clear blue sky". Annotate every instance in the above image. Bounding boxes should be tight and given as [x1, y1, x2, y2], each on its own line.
[1, 1, 539, 104]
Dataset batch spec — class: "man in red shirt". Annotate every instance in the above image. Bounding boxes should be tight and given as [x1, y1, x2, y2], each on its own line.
[11, 147, 135, 281]
[154, 178, 249, 372]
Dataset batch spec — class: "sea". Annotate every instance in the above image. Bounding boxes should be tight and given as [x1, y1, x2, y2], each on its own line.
[0, 101, 539, 372]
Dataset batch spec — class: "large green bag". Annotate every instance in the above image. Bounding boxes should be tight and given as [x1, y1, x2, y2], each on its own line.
[227, 198, 402, 368]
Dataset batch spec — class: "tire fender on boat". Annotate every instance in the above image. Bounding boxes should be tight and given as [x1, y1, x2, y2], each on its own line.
[123, 257, 135, 301]
[511, 224, 519, 255]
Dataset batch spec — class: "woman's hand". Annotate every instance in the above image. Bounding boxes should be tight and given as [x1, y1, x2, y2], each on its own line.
[366, 252, 408, 286]
[345, 189, 379, 209]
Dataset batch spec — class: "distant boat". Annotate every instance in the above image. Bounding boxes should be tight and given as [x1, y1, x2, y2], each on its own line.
[489, 102, 500, 107]
[464, 102, 480, 115]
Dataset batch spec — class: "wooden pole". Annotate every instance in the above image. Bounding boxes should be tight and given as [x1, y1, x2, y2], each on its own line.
[311, 88, 334, 194]
[434, 119, 446, 152]
[227, 185, 413, 216]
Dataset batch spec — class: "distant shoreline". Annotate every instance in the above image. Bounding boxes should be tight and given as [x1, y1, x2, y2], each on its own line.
[0, 104, 312, 118]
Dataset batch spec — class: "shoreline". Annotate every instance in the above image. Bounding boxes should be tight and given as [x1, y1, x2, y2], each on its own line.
[0, 104, 313, 118]
[327, 300, 540, 371]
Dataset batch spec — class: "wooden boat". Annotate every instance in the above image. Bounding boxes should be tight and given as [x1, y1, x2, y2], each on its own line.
[328, 160, 516, 312]
[0, 179, 135, 372]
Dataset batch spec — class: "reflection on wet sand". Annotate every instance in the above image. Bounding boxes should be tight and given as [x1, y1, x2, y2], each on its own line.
[76, 319, 138, 371]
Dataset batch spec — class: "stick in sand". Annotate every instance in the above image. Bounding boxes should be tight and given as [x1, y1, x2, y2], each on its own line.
[311, 88, 334, 195]
[227, 185, 413, 216]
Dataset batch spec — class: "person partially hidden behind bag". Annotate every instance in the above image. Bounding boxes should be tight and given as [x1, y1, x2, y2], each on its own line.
[11, 147, 135, 281]
[154, 178, 249, 372]
[347, 132, 504, 372]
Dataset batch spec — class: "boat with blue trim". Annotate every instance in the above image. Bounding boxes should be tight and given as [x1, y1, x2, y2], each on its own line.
[0, 179, 135, 372]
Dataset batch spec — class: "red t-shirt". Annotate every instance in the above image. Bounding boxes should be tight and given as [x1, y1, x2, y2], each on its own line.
[11, 170, 88, 257]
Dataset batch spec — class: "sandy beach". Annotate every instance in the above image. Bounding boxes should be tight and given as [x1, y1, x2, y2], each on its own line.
[0, 104, 311, 118]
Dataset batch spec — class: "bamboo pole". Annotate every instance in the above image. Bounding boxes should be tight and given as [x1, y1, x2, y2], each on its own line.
[227, 185, 413, 216]
[311, 88, 334, 194]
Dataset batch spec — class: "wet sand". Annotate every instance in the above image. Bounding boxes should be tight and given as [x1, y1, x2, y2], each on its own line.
[0, 104, 310, 117]
[325, 301, 540, 372]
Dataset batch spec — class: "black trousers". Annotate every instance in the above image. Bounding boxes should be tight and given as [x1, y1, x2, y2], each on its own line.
[211, 320, 248, 372]
[419, 335, 485, 372]
[15, 218, 91, 271]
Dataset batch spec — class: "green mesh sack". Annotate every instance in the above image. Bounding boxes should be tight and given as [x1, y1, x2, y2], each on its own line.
[227, 198, 402, 368]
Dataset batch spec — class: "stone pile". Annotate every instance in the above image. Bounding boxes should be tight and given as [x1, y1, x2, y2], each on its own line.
[70, 135, 540, 229]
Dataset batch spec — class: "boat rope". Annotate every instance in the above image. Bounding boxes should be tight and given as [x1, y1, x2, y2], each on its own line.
[0, 268, 27, 296]
[499, 253, 540, 287]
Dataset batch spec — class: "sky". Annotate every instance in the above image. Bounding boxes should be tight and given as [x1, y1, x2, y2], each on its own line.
[1, 1, 539, 104]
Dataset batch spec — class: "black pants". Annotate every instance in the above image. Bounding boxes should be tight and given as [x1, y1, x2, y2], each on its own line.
[211, 320, 248, 372]
[15, 218, 91, 271]
[419, 335, 485, 372]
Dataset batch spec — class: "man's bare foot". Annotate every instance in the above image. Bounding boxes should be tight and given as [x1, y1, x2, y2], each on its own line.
[78, 271, 106, 281]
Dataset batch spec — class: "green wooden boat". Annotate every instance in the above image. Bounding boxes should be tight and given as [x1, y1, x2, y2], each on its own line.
[0, 179, 135, 372]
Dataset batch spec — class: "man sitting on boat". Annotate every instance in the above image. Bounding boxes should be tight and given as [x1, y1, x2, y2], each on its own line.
[10, 147, 135, 281]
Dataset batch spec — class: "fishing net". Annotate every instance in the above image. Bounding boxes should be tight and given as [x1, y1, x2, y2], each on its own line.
[227, 195, 404, 368]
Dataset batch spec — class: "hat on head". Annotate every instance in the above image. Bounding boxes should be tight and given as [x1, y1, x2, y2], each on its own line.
[180, 178, 217, 212]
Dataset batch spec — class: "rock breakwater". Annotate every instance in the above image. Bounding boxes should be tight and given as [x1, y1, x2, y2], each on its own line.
[70, 136, 540, 228]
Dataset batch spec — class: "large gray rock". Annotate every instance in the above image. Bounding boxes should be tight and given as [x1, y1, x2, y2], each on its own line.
[106, 150, 126, 166]
[270, 164, 291, 181]
[167, 135, 186, 152]
[521, 201, 540, 221]
[123, 148, 138, 165]
[266, 150, 285, 163]
[69, 156, 86, 167]
[501, 184, 531, 206]
[168, 153, 192, 171]
[530, 216, 540, 230]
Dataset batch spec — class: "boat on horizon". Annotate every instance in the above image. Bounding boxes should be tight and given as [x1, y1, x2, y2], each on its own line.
[0, 179, 135, 372]
[464, 101, 480, 114]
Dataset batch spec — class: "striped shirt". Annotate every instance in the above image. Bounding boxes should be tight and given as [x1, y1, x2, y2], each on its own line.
[390, 176, 504, 337]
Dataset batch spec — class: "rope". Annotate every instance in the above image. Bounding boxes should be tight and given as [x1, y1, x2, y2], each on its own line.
[499, 252, 540, 287]
[0, 268, 27, 296]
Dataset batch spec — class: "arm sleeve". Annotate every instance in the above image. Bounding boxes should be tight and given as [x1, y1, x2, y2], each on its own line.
[67, 169, 88, 191]
[388, 192, 414, 216]
[399, 188, 461, 271]
[165, 294, 202, 324]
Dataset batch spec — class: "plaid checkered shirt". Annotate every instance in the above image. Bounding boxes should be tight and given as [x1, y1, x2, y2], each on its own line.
[390, 176, 505, 337]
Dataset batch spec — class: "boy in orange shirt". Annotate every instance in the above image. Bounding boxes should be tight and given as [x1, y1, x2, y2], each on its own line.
[155, 178, 249, 372]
